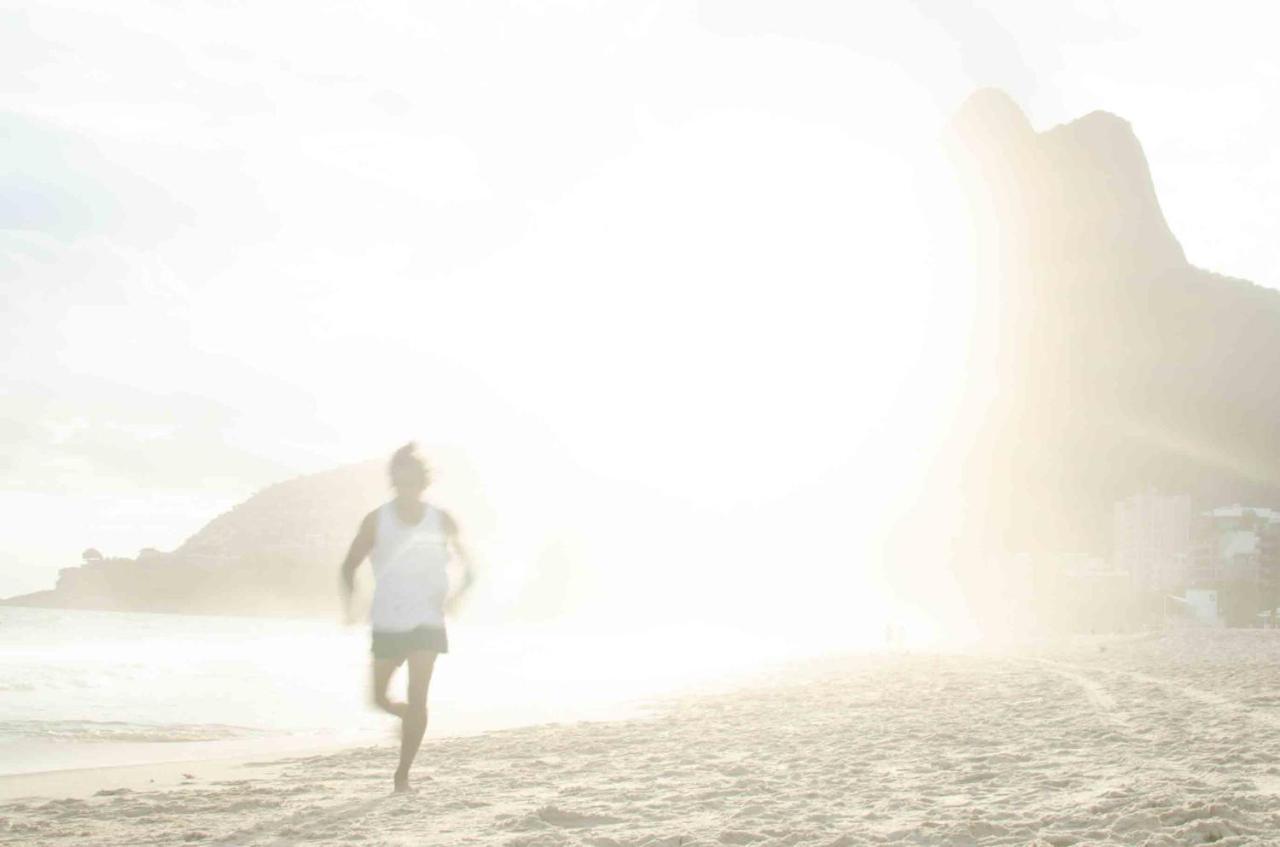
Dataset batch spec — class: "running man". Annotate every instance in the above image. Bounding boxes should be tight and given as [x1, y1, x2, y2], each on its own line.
[340, 443, 475, 792]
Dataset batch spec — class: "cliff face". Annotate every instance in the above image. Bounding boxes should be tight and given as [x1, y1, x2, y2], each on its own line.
[2, 462, 388, 617]
[951, 89, 1186, 282]
[944, 89, 1280, 625]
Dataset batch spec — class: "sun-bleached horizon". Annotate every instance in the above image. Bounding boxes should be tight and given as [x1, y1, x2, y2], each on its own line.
[5, 3, 1280, 647]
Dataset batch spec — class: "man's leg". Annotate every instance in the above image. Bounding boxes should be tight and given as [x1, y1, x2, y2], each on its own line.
[372, 656, 407, 718]
[394, 650, 437, 791]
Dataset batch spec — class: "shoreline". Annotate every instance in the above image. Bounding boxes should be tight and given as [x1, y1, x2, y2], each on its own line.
[0, 697, 668, 803]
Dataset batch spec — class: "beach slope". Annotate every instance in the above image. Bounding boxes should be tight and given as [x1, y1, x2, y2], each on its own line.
[4, 632, 1280, 845]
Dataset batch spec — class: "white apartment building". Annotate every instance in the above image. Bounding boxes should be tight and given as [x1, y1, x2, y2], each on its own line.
[1113, 492, 1192, 592]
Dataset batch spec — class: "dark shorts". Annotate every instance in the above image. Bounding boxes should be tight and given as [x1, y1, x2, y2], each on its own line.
[371, 625, 449, 660]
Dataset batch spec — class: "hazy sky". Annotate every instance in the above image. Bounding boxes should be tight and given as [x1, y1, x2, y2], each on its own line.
[3, 1, 1279, 618]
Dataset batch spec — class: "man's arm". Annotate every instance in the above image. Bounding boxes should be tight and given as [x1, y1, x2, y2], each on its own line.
[441, 510, 476, 615]
[339, 510, 377, 623]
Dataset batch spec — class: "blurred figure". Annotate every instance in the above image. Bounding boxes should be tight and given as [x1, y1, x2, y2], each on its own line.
[340, 443, 475, 792]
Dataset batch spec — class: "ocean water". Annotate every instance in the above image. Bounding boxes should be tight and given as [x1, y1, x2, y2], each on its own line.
[0, 607, 792, 777]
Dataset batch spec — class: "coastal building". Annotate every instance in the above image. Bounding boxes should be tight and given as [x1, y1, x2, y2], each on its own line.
[1189, 506, 1280, 586]
[1113, 492, 1192, 592]
[1189, 513, 1218, 587]
[1185, 506, 1280, 626]
[1263, 522, 1280, 618]
[1181, 588, 1222, 627]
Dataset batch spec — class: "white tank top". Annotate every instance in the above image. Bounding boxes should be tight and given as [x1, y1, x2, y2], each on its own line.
[369, 501, 450, 632]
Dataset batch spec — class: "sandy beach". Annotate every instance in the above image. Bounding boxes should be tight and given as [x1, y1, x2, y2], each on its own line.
[5, 630, 1280, 846]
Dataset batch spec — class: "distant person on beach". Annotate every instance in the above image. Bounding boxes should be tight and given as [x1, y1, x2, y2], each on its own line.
[340, 443, 475, 793]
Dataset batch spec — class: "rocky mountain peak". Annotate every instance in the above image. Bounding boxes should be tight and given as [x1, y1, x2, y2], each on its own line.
[949, 88, 1185, 281]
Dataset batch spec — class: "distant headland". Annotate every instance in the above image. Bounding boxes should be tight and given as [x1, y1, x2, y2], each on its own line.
[1, 461, 387, 617]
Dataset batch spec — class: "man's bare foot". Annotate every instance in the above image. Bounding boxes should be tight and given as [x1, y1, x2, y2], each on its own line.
[393, 771, 413, 793]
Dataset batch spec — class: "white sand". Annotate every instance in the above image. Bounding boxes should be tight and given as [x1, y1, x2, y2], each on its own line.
[5, 630, 1280, 846]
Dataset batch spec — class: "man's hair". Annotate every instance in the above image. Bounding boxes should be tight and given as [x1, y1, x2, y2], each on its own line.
[389, 442, 428, 478]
